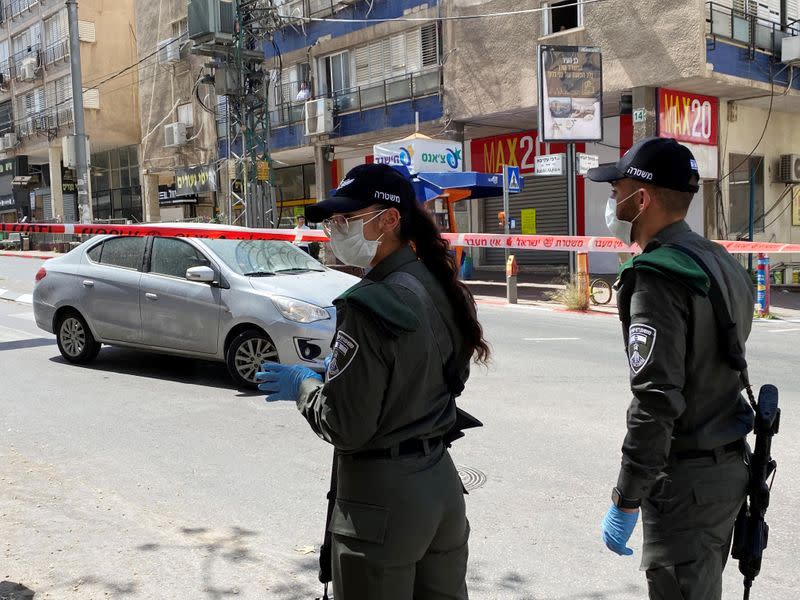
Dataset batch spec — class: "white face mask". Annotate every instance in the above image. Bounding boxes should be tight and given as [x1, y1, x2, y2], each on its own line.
[328, 210, 387, 268]
[605, 190, 643, 246]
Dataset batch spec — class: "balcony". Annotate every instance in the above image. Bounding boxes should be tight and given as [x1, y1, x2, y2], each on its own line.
[10, 45, 40, 82]
[43, 38, 69, 67]
[706, 2, 800, 59]
[270, 66, 442, 128]
[1, 0, 40, 22]
[17, 105, 72, 138]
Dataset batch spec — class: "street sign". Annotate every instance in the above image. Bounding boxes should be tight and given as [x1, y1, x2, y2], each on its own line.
[577, 153, 599, 176]
[633, 108, 646, 123]
[534, 153, 565, 176]
[504, 165, 521, 193]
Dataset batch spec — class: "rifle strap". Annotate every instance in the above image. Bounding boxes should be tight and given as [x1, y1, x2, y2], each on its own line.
[664, 243, 757, 411]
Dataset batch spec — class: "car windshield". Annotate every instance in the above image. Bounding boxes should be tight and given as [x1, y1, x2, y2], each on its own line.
[200, 239, 325, 276]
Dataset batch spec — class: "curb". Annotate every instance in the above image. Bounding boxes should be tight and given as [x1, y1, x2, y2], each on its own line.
[0, 290, 33, 304]
[0, 251, 58, 260]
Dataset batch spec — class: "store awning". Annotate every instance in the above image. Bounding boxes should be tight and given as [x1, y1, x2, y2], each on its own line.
[411, 171, 523, 202]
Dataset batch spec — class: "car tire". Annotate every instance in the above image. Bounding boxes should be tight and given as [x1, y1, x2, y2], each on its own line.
[226, 329, 279, 390]
[56, 311, 101, 365]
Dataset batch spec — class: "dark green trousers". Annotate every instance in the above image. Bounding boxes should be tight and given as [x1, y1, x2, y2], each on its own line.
[641, 449, 749, 600]
[330, 446, 469, 600]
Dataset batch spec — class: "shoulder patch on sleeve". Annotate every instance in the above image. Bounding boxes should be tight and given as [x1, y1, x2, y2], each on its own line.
[628, 324, 657, 374]
[335, 282, 420, 333]
[327, 330, 359, 381]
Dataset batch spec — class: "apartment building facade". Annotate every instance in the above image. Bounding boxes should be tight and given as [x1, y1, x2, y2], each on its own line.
[136, 0, 220, 224]
[0, 0, 139, 225]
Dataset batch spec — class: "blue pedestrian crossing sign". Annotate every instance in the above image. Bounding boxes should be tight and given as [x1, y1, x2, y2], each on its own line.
[504, 165, 521, 193]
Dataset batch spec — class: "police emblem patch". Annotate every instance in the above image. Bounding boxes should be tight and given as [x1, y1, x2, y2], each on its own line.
[327, 331, 359, 381]
[628, 324, 657, 374]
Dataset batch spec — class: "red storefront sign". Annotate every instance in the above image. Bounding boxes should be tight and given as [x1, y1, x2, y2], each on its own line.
[658, 88, 718, 146]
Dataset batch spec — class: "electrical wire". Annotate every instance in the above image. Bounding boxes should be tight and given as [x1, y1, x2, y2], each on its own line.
[275, 0, 614, 23]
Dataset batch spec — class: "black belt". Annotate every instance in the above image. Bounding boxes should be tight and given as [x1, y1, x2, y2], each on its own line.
[351, 437, 443, 460]
[672, 439, 745, 462]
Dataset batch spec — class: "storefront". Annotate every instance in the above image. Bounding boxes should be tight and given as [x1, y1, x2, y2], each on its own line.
[91, 146, 143, 222]
[469, 130, 574, 267]
[273, 163, 316, 227]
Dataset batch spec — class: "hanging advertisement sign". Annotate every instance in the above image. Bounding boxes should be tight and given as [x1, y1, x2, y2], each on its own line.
[658, 88, 718, 146]
[373, 137, 463, 173]
[537, 45, 603, 142]
[176, 164, 217, 195]
[471, 130, 540, 175]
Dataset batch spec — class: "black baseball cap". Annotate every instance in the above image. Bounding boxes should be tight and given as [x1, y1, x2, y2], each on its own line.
[305, 163, 416, 223]
[586, 137, 700, 193]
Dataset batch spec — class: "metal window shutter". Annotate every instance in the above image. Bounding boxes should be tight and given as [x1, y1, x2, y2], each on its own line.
[78, 20, 96, 43]
[83, 88, 99, 109]
[354, 44, 370, 86]
[481, 175, 570, 266]
[404, 29, 422, 73]
[390, 32, 407, 75]
[787, 0, 800, 21]
[421, 24, 438, 67]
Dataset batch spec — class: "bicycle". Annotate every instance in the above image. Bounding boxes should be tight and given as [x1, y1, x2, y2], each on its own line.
[589, 278, 613, 305]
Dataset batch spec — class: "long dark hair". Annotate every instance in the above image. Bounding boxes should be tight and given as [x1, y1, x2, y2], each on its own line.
[399, 199, 490, 365]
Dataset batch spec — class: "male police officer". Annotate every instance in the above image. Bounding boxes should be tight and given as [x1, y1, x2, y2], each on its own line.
[588, 138, 755, 600]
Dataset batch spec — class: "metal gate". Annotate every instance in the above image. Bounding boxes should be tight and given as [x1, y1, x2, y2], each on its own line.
[481, 175, 569, 266]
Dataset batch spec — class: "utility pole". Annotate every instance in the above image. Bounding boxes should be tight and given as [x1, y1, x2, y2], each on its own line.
[66, 0, 92, 224]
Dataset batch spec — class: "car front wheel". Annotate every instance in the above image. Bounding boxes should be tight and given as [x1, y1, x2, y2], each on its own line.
[56, 312, 101, 364]
[226, 330, 279, 389]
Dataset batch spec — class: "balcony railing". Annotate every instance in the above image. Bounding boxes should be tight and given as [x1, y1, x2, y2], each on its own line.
[17, 105, 72, 137]
[276, 0, 354, 22]
[43, 38, 69, 66]
[706, 2, 800, 59]
[270, 67, 442, 127]
[2, 0, 39, 22]
[10, 45, 40, 81]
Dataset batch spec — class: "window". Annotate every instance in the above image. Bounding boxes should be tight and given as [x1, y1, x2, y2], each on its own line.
[171, 17, 188, 39]
[352, 27, 437, 88]
[17, 86, 45, 134]
[322, 51, 350, 95]
[46, 73, 72, 126]
[728, 154, 765, 235]
[150, 237, 210, 279]
[0, 41, 9, 81]
[9, 0, 39, 19]
[12, 23, 41, 55]
[95, 237, 146, 270]
[44, 10, 69, 65]
[544, 0, 582, 35]
[87, 242, 102, 262]
[274, 164, 315, 201]
[177, 103, 194, 127]
[0, 101, 12, 134]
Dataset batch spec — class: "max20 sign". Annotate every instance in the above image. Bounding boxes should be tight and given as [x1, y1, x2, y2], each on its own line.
[176, 164, 217, 195]
[658, 88, 718, 146]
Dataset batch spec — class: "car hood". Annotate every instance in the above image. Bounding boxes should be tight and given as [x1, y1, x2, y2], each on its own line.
[247, 268, 359, 307]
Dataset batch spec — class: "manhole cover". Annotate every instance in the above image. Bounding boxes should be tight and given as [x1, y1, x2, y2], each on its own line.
[458, 466, 487, 491]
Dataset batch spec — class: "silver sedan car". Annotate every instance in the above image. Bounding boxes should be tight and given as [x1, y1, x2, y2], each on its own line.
[33, 227, 358, 389]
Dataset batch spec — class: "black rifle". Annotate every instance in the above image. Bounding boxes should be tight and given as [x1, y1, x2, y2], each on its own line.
[732, 384, 780, 600]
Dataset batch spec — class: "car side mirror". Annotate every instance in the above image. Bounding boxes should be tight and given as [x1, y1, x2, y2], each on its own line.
[186, 266, 216, 283]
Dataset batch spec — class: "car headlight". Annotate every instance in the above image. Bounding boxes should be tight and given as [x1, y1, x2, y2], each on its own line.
[271, 296, 330, 323]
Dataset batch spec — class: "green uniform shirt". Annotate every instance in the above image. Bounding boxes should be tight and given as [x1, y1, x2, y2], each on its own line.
[296, 246, 469, 452]
[615, 220, 755, 500]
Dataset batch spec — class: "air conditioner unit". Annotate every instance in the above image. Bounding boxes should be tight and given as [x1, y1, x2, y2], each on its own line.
[164, 122, 188, 147]
[20, 57, 37, 81]
[781, 36, 800, 66]
[4, 132, 17, 148]
[304, 98, 333, 136]
[779, 154, 800, 183]
[159, 38, 181, 64]
[188, 0, 235, 45]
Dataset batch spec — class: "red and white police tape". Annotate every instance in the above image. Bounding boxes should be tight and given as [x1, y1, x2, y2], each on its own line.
[1, 222, 799, 254]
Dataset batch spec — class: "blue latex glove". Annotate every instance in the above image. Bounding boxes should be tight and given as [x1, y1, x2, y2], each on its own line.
[256, 361, 322, 402]
[601, 505, 639, 556]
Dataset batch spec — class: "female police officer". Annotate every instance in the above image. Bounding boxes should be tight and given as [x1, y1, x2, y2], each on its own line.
[257, 163, 489, 599]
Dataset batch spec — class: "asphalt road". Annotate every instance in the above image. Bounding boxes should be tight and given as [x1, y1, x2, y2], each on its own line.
[0, 294, 798, 599]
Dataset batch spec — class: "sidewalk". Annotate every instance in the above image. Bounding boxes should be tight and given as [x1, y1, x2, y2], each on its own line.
[0, 250, 59, 260]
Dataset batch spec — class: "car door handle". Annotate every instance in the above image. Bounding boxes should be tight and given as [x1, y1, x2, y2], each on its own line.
[82, 280, 94, 287]
[145, 292, 158, 300]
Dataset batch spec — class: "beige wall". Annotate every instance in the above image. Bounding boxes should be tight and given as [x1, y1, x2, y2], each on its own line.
[80, 0, 141, 152]
[443, 0, 707, 122]
[719, 102, 800, 258]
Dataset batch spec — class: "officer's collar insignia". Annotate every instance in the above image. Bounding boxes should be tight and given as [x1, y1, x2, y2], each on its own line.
[628, 324, 657, 374]
[327, 331, 359, 381]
